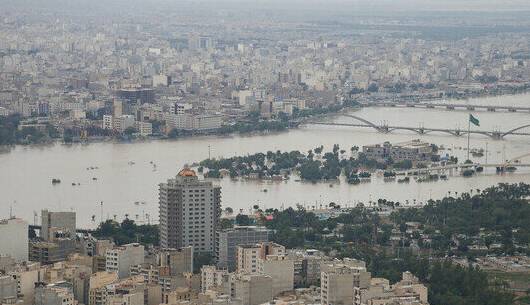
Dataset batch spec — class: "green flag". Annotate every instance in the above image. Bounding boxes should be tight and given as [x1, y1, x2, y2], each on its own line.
[469, 114, 480, 127]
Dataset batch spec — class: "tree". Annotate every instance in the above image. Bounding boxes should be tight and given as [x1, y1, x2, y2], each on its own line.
[124, 127, 136, 137]
[168, 128, 180, 139]
[236, 214, 252, 226]
[220, 218, 233, 230]
[367, 83, 379, 93]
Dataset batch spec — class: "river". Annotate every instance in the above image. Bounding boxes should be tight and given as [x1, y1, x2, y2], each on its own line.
[1, 94, 529, 227]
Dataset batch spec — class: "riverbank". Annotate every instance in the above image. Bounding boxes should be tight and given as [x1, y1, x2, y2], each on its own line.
[2, 90, 530, 149]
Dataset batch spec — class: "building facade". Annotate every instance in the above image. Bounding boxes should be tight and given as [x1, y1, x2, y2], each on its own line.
[159, 168, 221, 253]
[40, 210, 76, 241]
[216, 226, 271, 272]
[105, 243, 145, 279]
[0, 218, 29, 262]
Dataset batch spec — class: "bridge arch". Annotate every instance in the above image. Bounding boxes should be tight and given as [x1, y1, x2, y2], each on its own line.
[501, 124, 530, 138]
[341, 114, 385, 132]
[341, 114, 380, 129]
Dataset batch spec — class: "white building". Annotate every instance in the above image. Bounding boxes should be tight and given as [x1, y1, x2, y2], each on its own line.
[175, 103, 192, 115]
[102, 115, 113, 130]
[135, 121, 152, 136]
[0, 218, 29, 262]
[113, 115, 135, 133]
[105, 243, 145, 278]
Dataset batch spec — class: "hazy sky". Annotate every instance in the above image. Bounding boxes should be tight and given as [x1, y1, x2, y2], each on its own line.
[3, 0, 530, 11]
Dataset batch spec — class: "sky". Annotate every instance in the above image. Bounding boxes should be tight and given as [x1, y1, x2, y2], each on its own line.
[2, 0, 530, 18]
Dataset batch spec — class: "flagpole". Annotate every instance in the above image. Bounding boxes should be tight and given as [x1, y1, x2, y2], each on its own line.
[467, 115, 471, 162]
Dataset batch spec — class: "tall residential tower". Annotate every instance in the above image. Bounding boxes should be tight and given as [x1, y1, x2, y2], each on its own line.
[159, 168, 221, 253]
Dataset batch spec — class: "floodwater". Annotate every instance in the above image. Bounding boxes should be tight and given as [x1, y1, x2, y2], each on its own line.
[1, 94, 529, 227]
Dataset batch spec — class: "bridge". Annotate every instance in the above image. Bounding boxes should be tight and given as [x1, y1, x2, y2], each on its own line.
[307, 114, 530, 139]
[360, 102, 530, 113]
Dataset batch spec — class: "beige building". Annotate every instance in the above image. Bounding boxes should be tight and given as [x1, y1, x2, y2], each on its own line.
[9, 262, 47, 305]
[105, 243, 144, 278]
[0, 218, 29, 262]
[362, 140, 434, 163]
[0, 275, 18, 304]
[157, 247, 194, 276]
[34, 282, 77, 305]
[259, 255, 294, 296]
[236, 242, 293, 297]
[236, 242, 285, 273]
[88, 272, 119, 305]
[40, 210, 76, 241]
[232, 273, 272, 305]
[200, 265, 229, 293]
[320, 259, 371, 305]
[354, 272, 428, 305]
[106, 292, 144, 305]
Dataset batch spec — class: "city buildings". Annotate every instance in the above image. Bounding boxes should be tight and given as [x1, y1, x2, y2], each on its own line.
[159, 168, 221, 253]
[236, 242, 286, 274]
[40, 210, 76, 242]
[87, 272, 119, 305]
[216, 226, 271, 271]
[231, 273, 272, 305]
[34, 282, 76, 305]
[0, 218, 29, 262]
[105, 243, 145, 279]
[362, 140, 436, 163]
[157, 247, 194, 276]
[320, 259, 371, 305]
[0, 275, 18, 304]
[353, 272, 429, 305]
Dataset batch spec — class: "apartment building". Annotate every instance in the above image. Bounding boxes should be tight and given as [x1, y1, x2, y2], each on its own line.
[159, 168, 221, 253]
[105, 244, 145, 279]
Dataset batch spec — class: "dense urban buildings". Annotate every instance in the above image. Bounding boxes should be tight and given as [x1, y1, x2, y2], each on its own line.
[216, 226, 271, 272]
[1, 1, 529, 305]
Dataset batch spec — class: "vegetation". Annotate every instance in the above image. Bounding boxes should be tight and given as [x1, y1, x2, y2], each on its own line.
[93, 219, 159, 246]
[250, 183, 530, 305]
[0, 114, 60, 145]
[370, 254, 514, 305]
[199, 144, 417, 182]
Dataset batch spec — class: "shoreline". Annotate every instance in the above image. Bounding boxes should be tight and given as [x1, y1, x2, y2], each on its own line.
[2, 90, 529, 151]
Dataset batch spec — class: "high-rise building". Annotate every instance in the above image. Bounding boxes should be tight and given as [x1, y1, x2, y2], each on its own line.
[159, 168, 221, 253]
[0, 218, 29, 262]
[216, 226, 271, 272]
[40, 210, 76, 241]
